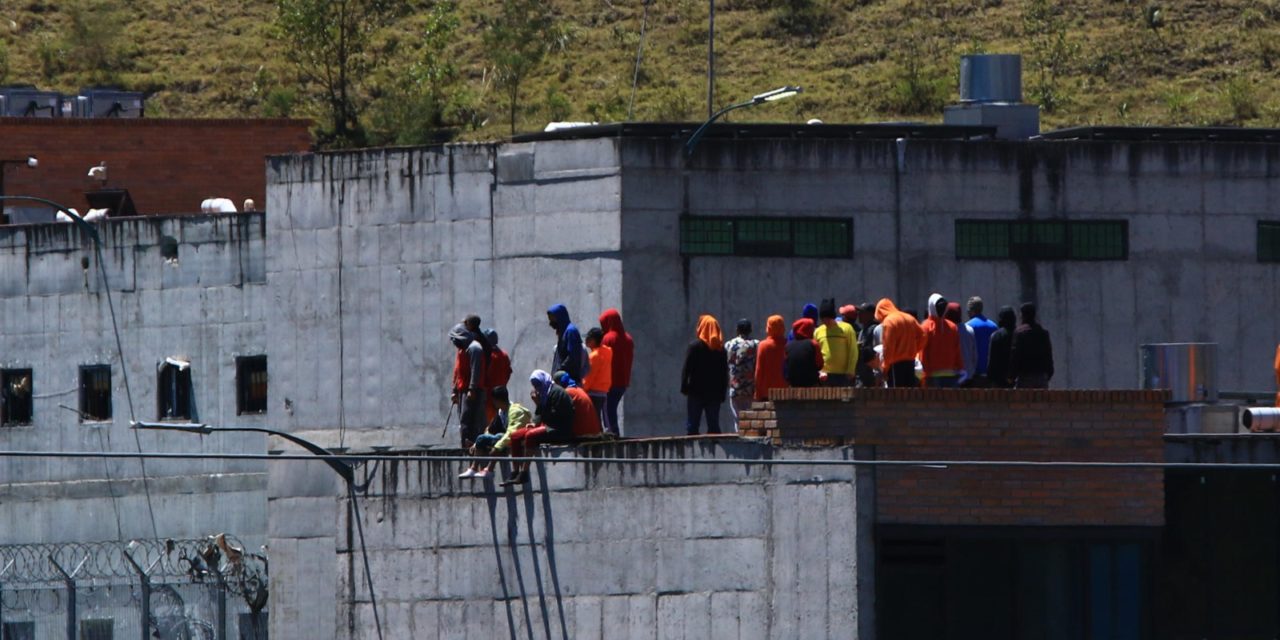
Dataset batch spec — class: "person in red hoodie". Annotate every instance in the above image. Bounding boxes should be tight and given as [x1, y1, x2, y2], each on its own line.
[598, 309, 634, 434]
[919, 293, 964, 388]
[483, 328, 512, 422]
[754, 314, 788, 401]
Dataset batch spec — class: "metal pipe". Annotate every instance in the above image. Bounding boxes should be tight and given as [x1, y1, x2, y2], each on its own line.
[1243, 407, 1280, 432]
[122, 549, 151, 640]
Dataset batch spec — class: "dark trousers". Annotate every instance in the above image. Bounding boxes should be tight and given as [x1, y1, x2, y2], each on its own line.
[1015, 373, 1050, 389]
[589, 392, 612, 435]
[606, 387, 626, 435]
[886, 361, 918, 388]
[686, 396, 722, 435]
[926, 375, 959, 388]
[825, 373, 851, 387]
[459, 390, 487, 447]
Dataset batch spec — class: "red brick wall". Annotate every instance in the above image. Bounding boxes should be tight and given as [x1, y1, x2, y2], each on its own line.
[0, 117, 311, 216]
[739, 388, 1169, 527]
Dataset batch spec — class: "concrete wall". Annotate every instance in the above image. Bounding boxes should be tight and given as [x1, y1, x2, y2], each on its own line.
[0, 214, 268, 544]
[267, 440, 869, 640]
[264, 141, 623, 449]
[620, 136, 1280, 429]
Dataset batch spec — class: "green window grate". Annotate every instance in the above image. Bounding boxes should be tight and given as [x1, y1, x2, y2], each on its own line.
[956, 219, 1127, 261]
[680, 216, 853, 258]
[1258, 221, 1280, 263]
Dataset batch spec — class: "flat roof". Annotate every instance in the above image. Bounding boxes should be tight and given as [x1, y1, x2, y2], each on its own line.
[511, 122, 998, 143]
[1039, 125, 1280, 143]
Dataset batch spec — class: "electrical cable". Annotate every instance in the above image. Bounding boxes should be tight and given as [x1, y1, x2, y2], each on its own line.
[347, 483, 384, 640]
[627, 0, 652, 120]
[0, 448, 1278, 470]
[94, 232, 160, 540]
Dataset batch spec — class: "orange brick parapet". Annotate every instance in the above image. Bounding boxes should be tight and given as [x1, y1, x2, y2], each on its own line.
[739, 388, 1170, 528]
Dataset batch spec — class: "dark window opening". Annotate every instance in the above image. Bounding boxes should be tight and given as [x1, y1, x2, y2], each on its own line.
[236, 356, 268, 415]
[158, 361, 192, 420]
[2, 621, 34, 640]
[160, 236, 179, 262]
[79, 365, 112, 422]
[956, 219, 1128, 261]
[2, 368, 33, 426]
[238, 612, 268, 640]
[1258, 221, 1280, 262]
[680, 216, 853, 258]
[80, 618, 113, 640]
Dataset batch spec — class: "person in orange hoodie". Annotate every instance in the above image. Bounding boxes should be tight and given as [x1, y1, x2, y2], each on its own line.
[875, 298, 925, 388]
[754, 315, 789, 401]
[681, 315, 729, 435]
[919, 293, 964, 387]
[582, 327, 615, 435]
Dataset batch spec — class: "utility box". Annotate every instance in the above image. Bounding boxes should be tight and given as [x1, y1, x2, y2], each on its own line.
[0, 87, 61, 117]
[63, 88, 145, 118]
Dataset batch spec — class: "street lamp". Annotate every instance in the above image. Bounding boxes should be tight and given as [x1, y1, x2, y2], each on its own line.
[131, 421, 383, 639]
[684, 86, 802, 157]
[0, 156, 38, 223]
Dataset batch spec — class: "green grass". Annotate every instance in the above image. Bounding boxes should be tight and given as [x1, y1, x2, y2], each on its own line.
[3, 0, 1279, 144]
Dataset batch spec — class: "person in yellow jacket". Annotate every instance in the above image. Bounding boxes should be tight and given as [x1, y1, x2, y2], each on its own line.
[466, 386, 535, 479]
[814, 298, 859, 386]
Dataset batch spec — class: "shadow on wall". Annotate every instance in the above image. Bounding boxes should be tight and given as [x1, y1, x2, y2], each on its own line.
[483, 462, 568, 639]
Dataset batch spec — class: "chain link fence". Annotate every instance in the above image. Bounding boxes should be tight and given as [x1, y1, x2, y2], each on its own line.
[0, 537, 267, 640]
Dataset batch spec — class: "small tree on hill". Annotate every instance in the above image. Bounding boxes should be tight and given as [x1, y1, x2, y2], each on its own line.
[483, 0, 563, 135]
[274, 0, 409, 147]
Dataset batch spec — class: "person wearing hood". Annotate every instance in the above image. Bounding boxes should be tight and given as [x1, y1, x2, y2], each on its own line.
[598, 308, 635, 436]
[449, 322, 488, 450]
[725, 318, 760, 430]
[785, 318, 825, 388]
[965, 297, 999, 386]
[754, 315, 789, 401]
[502, 370, 576, 486]
[547, 304, 586, 383]
[986, 306, 1018, 388]
[787, 303, 820, 341]
[815, 298, 858, 387]
[681, 315, 729, 435]
[920, 294, 964, 388]
[945, 302, 978, 386]
[555, 370, 603, 438]
[483, 328, 513, 422]
[875, 298, 926, 387]
[1010, 302, 1054, 388]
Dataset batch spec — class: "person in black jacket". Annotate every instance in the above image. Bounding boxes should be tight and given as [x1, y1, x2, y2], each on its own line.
[681, 315, 729, 435]
[785, 318, 825, 388]
[986, 306, 1017, 388]
[1010, 302, 1054, 389]
[502, 369, 575, 486]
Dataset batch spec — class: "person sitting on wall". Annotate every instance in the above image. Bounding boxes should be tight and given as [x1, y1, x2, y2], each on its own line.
[465, 386, 534, 480]
[501, 370, 575, 487]
[555, 370, 603, 438]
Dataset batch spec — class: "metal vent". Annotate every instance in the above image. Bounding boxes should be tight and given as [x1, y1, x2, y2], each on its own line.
[959, 54, 1022, 103]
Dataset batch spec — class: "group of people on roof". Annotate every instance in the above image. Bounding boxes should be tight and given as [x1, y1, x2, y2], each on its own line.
[447, 294, 1053, 485]
[450, 305, 633, 486]
[688, 295, 1055, 435]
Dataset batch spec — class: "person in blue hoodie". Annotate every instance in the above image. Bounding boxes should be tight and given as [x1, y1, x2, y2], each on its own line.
[547, 303, 586, 382]
[787, 302, 819, 341]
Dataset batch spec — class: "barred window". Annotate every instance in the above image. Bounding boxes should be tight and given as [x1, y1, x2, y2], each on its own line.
[956, 220, 1127, 261]
[680, 216, 853, 258]
[236, 356, 268, 415]
[1258, 221, 1280, 262]
[79, 365, 112, 422]
[2, 368, 33, 426]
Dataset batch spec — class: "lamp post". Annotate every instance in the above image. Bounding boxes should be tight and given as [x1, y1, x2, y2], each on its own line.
[131, 421, 383, 640]
[684, 86, 802, 157]
[707, 0, 715, 119]
[0, 156, 38, 223]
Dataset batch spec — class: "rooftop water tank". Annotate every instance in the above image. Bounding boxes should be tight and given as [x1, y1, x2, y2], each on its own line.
[959, 54, 1022, 103]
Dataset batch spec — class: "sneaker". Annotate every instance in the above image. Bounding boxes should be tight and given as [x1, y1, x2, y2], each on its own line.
[458, 468, 476, 479]
[474, 468, 490, 479]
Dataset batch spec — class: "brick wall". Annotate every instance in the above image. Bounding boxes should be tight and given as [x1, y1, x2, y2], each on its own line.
[740, 388, 1169, 527]
[0, 117, 311, 216]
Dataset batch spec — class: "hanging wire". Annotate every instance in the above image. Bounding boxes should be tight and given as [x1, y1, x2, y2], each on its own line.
[627, 0, 653, 120]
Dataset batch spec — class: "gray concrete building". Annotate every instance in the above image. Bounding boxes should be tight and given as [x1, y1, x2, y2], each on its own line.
[265, 124, 1280, 443]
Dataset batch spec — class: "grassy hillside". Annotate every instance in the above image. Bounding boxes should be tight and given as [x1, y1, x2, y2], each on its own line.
[2, 0, 1279, 145]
